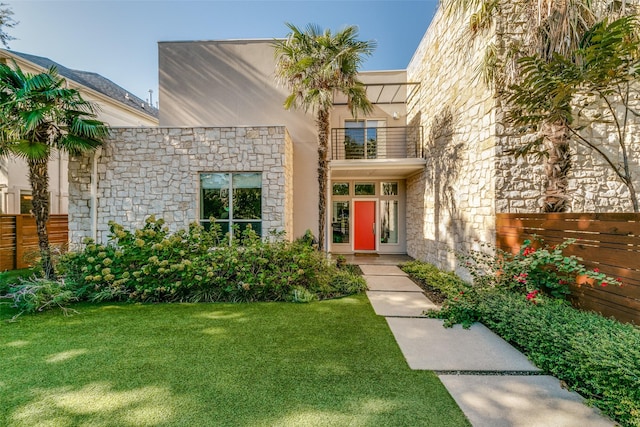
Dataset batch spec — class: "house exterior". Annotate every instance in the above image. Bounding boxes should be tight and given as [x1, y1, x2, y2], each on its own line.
[70, 39, 425, 252]
[68, 2, 639, 276]
[0, 49, 159, 215]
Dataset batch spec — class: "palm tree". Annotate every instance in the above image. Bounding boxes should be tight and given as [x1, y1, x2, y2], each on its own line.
[0, 62, 109, 278]
[443, 0, 602, 211]
[0, 2, 16, 48]
[274, 23, 375, 250]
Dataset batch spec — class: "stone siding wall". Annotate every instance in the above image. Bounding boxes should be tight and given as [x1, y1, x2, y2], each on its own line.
[494, 2, 640, 213]
[406, 6, 497, 276]
[407, 1, 640, 278]
[69, 126, 293, 244]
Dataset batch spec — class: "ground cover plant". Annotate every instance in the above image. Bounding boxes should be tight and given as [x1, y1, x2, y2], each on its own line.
[0, 296, 470, 427]
[1, 217, 365, 317]
[0, 268, 37, 294]
[401, 242, 640, 427]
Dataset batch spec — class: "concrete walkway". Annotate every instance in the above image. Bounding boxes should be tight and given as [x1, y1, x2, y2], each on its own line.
[356, 260, 614, 427]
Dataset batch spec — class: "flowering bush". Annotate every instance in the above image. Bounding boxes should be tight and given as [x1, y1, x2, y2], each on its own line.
[457, 238, 620, 299]
[56, 217, 365, 304]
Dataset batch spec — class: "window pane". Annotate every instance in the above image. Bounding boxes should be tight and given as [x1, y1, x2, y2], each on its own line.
[381, 200, 398, 244]
[201, 174, 229, 220]
[201, 173, 229, 189]
[382, 182, 398, 196]
[236, 221, 262, 236]
[201, 188, 229, 219]
[332, 182, 349, 196]
[332, 201, 350, 244]
[354, 183, 375, 196]
[20, 191, 32, 214]
[233, 173, 261, 219]
[232, 172, 262, 189]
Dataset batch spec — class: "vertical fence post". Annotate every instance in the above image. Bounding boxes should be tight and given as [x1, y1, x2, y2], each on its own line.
[15, 214, 25, 269]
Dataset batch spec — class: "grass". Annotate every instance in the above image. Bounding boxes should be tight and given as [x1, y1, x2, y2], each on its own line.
[0, 296, 469, 426]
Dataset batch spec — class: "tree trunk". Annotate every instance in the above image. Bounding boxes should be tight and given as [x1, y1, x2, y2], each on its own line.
[541, 120, 571, 212]
[28, 158, 55, 279]
[316, 108, 330, 251]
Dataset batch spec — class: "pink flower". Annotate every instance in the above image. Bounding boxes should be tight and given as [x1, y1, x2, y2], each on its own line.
[526, 290, 540, 302]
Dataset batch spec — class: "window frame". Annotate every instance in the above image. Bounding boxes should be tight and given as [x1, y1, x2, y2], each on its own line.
[200, 172, 263, 240]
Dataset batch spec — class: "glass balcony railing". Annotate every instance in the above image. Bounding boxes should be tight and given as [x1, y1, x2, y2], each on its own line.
[330, 126, 423, 160]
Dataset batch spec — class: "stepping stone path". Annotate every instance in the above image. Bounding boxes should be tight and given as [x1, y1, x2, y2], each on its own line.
[358, 261, 614, 427]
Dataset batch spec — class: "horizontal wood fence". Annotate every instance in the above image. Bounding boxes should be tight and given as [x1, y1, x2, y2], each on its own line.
[496, 213, 640, 324]
[0, 215, 68, 271]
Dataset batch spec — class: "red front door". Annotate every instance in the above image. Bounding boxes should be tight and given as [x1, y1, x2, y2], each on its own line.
[354, 201, 376, 251]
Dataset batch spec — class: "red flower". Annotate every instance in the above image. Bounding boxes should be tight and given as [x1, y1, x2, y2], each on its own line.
[523, 247, 536, 256]
[593, 268, 600, 273]
[526, 290, 540, 302]
[601, 282, 608, 287]
[615, 277, 623, 283]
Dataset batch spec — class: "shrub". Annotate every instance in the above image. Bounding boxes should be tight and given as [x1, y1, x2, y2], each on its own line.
[0, 276, 77, 320]
[400, 260, 470, 299]
[477, 292, 640, 426]
[458, 238, 619, 298]
[57, 217, 364, 305]
[402, 260, 640, 426]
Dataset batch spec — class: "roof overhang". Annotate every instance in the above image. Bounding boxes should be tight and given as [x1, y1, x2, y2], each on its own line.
[333, 82, 420, 105]
[330, 158, 426, 178]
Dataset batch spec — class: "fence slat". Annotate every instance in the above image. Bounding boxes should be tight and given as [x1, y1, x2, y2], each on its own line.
[496, 213, 640, 324]
[0, 214, 68, 271]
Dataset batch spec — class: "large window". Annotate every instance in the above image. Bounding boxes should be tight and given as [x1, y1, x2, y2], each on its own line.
[200, 172, 262, 238]
[344, 120, 385, 159]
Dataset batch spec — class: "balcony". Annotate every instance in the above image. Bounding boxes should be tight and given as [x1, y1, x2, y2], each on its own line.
[330, 126, 425, 178]
[330, 126, 423, 160]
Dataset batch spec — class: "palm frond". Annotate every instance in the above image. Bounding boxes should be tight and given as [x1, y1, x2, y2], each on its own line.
[11, 140, 50, 161]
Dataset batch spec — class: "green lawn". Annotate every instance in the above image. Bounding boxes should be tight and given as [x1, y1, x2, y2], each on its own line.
[0, 296, 469, 426]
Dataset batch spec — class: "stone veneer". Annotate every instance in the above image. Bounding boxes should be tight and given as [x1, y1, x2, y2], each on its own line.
[406, 1, 639, 277]
[494, 2, 640, 213]
[406, 6, 497, 277]
[68, 126, 293, 244]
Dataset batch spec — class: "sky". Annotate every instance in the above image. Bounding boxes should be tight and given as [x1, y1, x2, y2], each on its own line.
[5, 0, 440, 105]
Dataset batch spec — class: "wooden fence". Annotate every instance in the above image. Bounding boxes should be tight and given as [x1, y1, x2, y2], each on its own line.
[0, 214, 68, 271]
[496, 213, 640, 324]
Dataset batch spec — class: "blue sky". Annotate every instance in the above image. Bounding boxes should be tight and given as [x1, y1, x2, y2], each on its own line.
[6, 1, 439, 104]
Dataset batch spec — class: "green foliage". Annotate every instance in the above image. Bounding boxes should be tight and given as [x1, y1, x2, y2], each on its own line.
[0, 2, 16, 48]
[457, 238, 619, 299]
[403, 259, 640, 425]
[401, 260, 478, 327]
[477, 292, 640, 426]
[0, 268, 40, 295]
[57, 217, 364, 306]
[506, 15, 640, 211]
[401, 260, 470, 299]
[0, 276, 77, 320]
